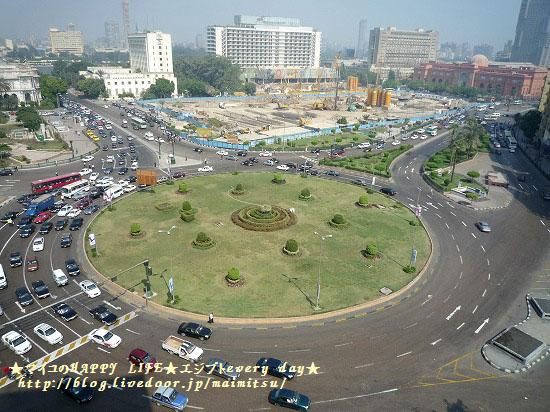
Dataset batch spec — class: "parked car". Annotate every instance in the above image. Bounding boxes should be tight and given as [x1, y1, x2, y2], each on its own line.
[31, 280, 50, 299]
[324, 170, 339, 176]
[15, 287, 34, 306]
[9, 252, 22, 267]
[198, 165, 214, 172]
[269, 389, 311, 411]
[258, 151, 273, 157]
[205, 358, 240, 380]
[79, 280, 101, 298]
[128, 348, 157, 367]
[33, 323, 63, 345]
[216, 150, 229, 156]
[89, 305, 118, 325]
[177, 322, 212, 341]
[276, 165, 290, 171]
[26, 256, 39, 272]
[89, 328, 121, 348]
[59, 376, 94, 403]
[353, 178, 368, 186]
[151, 386, 188, 411]
[237, 151, 247, 157]
[193, 147, 203, 153]
[53, 302, 78, 321]
[65, 258, 80, 276]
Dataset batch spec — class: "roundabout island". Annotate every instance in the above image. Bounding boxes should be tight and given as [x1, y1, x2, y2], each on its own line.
[86, 172, 430, 317]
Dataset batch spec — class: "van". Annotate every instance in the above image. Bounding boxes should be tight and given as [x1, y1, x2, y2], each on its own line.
[104, 184, 124, 200]
[0, 264, 7, 289]
[52, 269, 69, 286]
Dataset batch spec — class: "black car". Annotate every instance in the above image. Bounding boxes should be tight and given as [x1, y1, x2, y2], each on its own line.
[298, 165, 312, 172]
[286, 163, 297, 169]
[269, 389, 310, 411]
[89, 187, 104, 199]
[118, 167, 128, 175]
[19, 224, 35, 238]
[69, 218, 83, 231]
[102, 145, 108, 151]
[104, 167, 114, 174]
[269, 158, 280, 164]
[193, 147, 203, 153]
[172, 171, 185, 179]
[249, 157, 258, 163]
[309, 170, 320, 176]
[126, 175, 137, 183]
[9, 252, 22, 267]
[225, 155, 238, 161]
[205, 358, 240, 381]
[89, 305, 118, 325]
[17, 215, 32, 228]
[310, 148, 321, 154]
[84, 204, 100, 215]
[353, 178, 368, 186]
[237, 151, 247, 157]
[31, 280, 50, 299]
[39, 222, 54, 234]
[380, 187, 397, 196]
[53, 302, 77, 321]
[55, 219, 68, 231]
[63, 257, 80, 276]
[177, 322, 212, 340]
[60, 233, 72, 248]
[0, 168, 15, 176]
[59, 376, 94, 403]
[1, 211, 17, 223]
[51, 201, 66, 213]
[256, 357, 296, 380]
[15, 287, 34, 306]
[241, 160, 254, 166]
[325, 170, 339, 176]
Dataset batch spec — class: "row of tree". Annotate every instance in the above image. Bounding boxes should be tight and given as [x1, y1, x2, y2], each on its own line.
[16, 106, 42, 131]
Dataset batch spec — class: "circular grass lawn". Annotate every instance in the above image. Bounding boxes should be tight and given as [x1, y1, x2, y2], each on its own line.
[86, 172, 430, 317]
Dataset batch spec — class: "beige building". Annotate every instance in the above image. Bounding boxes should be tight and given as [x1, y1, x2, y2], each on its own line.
[537, 75, 550, 146]
[0, 63, 41, 104]
[49, 25, 84, 55]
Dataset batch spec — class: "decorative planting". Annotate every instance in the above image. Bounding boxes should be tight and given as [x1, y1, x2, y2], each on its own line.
[231, 183, 245, 195]
[231, 204, 297, 232]
[283, 238, 300, 256]
[328, 213, 349, 228]
[357, 195, 369, 207]
[192, 232, 216, 250]
[298, 188, 312, 201]
[272, 173, 286, 184]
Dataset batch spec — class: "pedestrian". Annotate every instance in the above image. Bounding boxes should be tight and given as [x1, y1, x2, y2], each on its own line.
[208, 312, 214, 324]
[55, 171, 59, 176]
[154, 161, 156, 168]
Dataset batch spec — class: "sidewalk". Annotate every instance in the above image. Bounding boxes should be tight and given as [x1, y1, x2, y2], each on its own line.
[514, 125, 550, 179]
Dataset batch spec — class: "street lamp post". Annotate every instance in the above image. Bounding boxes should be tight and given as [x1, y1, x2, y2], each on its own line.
[158, 225, 177, 301]
[143, 260, 153, 305]
[410, 187, 422, 267]
[313, 231, 333, 310]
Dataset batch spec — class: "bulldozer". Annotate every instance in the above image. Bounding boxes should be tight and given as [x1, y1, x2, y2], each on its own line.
[298, 117, 311, 126]
[312, 101, 326, 110]
[276, 102, 289, 110]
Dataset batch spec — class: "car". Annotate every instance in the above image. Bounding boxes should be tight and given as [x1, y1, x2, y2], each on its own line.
[298, 165, 313, 172]
[75, 198, 92, 210]
[57, 205, 74, 217]
[324, 170, 339, 176]
[69, 218, 83, 231]
[391, 140, 401, 146]
[1, 331, 32, 355]
[216, 150, 229, 156]
[53, 302, 78, 321]
[31, 280, 50, 299]
[55, 219, 68, 231]
[79, 168, 93, 176]
[258, 151, 273, 157]
[198, 165, 214, 172]
[128, 348, 157, 366]
[79, 280, 101, 298]
[71, 190, 90, 201]
[123, 184, 136, 193]
[269, 389, 311, 411]
[357, 142, 371, 149]
[157, 176, 168, 184]
[177, 322, 212, 341]
[309, 169, 320, 176]
[352, 178, 368, 186]
[256, 357, 296, 380]
[151, 386, 188, 411]
[0, 211, 17, 223]
[310, 148, 321, 154]
[205, 358, 240, 380]
[475, 221, 492, 232]
[102, 145, 108, 151]
[286, 163, 297, 169]
[106, 155, 114, 163]
[410, 134, 419, 140]
[225, 155, 238, 161]
[19, 224, 35, 238]
[172, 171, 185, 179]
[241, 160, 254, 166]
[32, 236, 45, 252]
[117, 167, 129, 175]
[89, 305, 118, 325]
[126, 175, 137, 183]
[15, 287, 34, 306]
[89, 328, 121, 348]
[0, 167, 15, 176]
[543, 191, 550, 201]
[276, 164, 290, 171]
[9, 252, 22, 267]
[82, 155, 94, 162]
[26, 256, 39, 272]
[84, 204, 100, 215]
[420, 134, 428, 140]
[60, 233, 72, 248]
[89, 187, 104, 199]
[66, 208, 82, 218]
[33, 322, 63, 345]
[249, 157, 259, 163]
[401, 135, 409, 140]
[39, 221, 53, 234]
[51, 201, 66, 213]
[64, 258, 80, 276]
[380, 187, 397, 196]
[237, 150, 248, 157]
[89, 172, 99, 182]
[17, 215, 33, 228]
[59, 376, 94, 403]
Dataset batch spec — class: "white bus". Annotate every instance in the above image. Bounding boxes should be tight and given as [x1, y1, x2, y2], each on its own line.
[103, 184, 124, 200]
[61, 179, 90, 199]
[131, 116, 147, 129]
[505, 130, 517, 152]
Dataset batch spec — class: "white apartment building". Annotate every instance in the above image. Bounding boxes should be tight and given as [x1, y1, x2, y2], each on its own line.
[368, 27, 438, 78]
[128, 31, 173, 73]
[49, 26, 84, 55]
[0, 63, 41, 104]
[207, 15, 321, 69]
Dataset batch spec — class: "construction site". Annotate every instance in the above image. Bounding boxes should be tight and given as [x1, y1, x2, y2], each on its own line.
[152, 77, 465, 145]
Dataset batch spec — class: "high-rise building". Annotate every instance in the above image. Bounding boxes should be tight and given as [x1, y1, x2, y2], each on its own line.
[105, 21, 121, 49]
[473, 44, 494, 59]
[367, 27, 438, 79]
[122, 0, 130, 49]
[207, 15, 321, 69]
[511, 0, 550, 66]
[128, 31, 173, 73]
[355, 19, 369, 59]
[49, 25, 84, 55]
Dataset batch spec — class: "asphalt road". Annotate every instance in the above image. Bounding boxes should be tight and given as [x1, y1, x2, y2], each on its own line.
[0, 101, 549, 411]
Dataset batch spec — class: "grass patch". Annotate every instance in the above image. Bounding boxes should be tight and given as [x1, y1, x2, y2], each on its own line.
[259, 130, 384, 152]
[20, 137, 69, 151]
[87, 172, 429, 317]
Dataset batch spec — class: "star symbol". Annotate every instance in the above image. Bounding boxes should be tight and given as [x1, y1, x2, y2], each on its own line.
[306, 362, 320, 375]
[164, 361, 177, 375]
[10, 362, 23, 375]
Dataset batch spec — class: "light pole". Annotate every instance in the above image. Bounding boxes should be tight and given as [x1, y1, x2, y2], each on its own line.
[143, 260, 153, 305]
[410, 187, 422, 267]
[158, 226, 177, 301]
[313, 231, 332, 310]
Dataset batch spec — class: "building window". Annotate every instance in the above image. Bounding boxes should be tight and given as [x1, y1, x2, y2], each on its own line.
[114, 82, 117, 85]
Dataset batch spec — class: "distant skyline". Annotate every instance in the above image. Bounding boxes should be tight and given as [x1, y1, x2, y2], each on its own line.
[1, 0, 521, 50]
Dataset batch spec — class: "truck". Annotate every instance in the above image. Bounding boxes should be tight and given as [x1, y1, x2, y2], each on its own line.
[25, 194, 55, 217]
[161, 335, 203, 363]
[2, 330, 32, 354]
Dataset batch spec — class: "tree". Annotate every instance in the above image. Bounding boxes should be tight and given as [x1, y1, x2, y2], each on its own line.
[383, 70, 399, 89]
[143, 78, 175, 99]
[16, 106, 41, 131]
[76, 78, 106, 99]
[179, 78, 209, 97]
[449, 124, 463, 183]
[517, 110, 542, 140]
[461, 118, 481, 158]
[0, 78, 10, 93]
[243, 82, 256, 95]
[39, 75, 68, 107]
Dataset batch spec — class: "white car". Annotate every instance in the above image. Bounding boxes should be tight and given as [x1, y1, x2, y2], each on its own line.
[79, 280, 101, 298]
[198, 165, 214, 172]
[420, 134, 428, 140]
[276, 164, 290, 171]
[391, 140, 401, 146]
[127, 136, 134, 141]
[1, 331, 32, 355]
[216, 150, 229, 156]
[106, 155, 114, 163]
[117, 179, 129, 187]
[264, 159, 275, 166]
[89, 172, 99, 182]
[258, 151, 273, 157]
[410, 134, 418, 140]
[155, 137, 165, 143]
[131, 162, 138, 171]
[357, 142, 371, 149]
[96, 177, 114, 188]
[111, 136, 117, 143]
[32, 236, 45, 252]
[105, 124, 112, 130]
[82, 155, 94, 162]
[400, 135, 409, 140]
[123, 184, 136, 193]
[66, 209, 81, 218]
[79, 168, 93, 176]
[57, 205, 74, 217]
[33, 323, 63, 345]
[89, 328, 121, 348]
[103, 105, 109, 109]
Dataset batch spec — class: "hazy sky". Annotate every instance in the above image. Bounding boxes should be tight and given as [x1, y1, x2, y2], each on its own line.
[1, 0, 521, 49]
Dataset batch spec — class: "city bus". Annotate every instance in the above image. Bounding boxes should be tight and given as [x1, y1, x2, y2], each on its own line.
[505, 130, 517, 152]
[31, 172, 81, 195]
[131, 116, 147, 129]
[60, 179, 90, 199]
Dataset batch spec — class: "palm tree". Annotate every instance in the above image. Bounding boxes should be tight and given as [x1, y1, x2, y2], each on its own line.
[0, 78, 10, 93]
[449, 124, 462, 184]
[460, 119, 481, 159]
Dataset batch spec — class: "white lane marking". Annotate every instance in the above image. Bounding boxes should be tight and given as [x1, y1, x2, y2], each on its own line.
[334, 342, 352, 348]
[0, 228, 20, 256]
[406, 176, 410, 180]
[461, 221, 467, 227]
[474, 318, 490, 334]
[421, 295, 432, 306]
[443, 295, 451, 303]
[456, 322, 466, 330]
[407, 197, 414, 202]
[459, 271, 463, 279]
[431, 338, 442, 346]
[404, 322, 418, 329]
[487, 258, 490, 266]
[488, 273, 491, 281]
[446, 202, 455, 209]
[454, 282, 459, 290]
[313, 388, 399, 405]
[404, 170, 407, 174]
[451, 234, 455, 240]
[103, 300, 121, 310]
[456, 244, 460, 252]
[481, 245, 486, 253]
[459, 255, 463, 265]
[435, 213, 442, 219]
[471, 232, 477, 239]
[288, 348, 311, 352]
[203, 348, 221, 352]
[15, 301, 26, 313]
[426, 194, 432, 199]
[532, 185, 538, 191]
[541, 220, 546, 227]
[20, 331, 49, 355]
[482, 289, 487, 297]
[445, 222, 449, 229]
[97, 347, 111, 354]
[125, 328, 140, 335]
[396, 351, 412, 358]
[450, 211, 456, 216]
[243, 351, 267, 354]
[472, 305, 478, 314]
[446, 306, 461, 321]
[518, 183, 524, 190]
[427, 202, 438, 210]
[411, 168, 415, 174]
[437, 202, 443, 207]
[354, 363, 375, 369]
[398, 166, 402, 172]
[80, 317, 92, 325]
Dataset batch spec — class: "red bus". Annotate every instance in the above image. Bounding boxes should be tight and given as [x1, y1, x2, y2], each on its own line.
[31, 172, 81, 194]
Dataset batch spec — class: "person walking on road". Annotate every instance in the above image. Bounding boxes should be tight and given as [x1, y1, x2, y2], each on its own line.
[208, 313, 214, 324]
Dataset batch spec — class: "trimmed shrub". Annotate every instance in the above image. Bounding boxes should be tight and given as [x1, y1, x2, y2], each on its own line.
[181, 201, 192, 211]
[409, 219, 418, 226]
[235, 183, 244, 192]
[166, 180, 174, 185]
[366, 188, 374, 194]
[467, 170, 480, 178]
[366, 244, 378, 256]
[181, 212, 195, 222]
[272, 173, 285, 184]
[358, 195, 369, 206]
[299, 188, 311, 200]
[232, 183, 245, 195]
[403, 265, 417, 274]
[178, 182, 188, 193]
[155, 202, 174, 211]
[329, 213, 349, 228]
[192, 231, 215, 249]
[226, 267, 240, 282]
[285, 239, 299, 253]
[465, 192, 479, 200]
[196, 232, 209, 243]
[130, 223, 141, 236]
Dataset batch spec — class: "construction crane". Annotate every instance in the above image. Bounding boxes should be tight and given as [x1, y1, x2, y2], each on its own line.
[332, 54, 343, 111]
